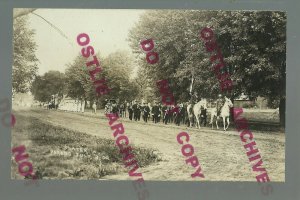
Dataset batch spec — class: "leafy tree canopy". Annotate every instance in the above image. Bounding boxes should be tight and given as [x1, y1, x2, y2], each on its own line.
[13, 16, 39, 93]
[128, 10, 286, 101]
[31, 71, 66, 102]
[64, 51, 139, 104]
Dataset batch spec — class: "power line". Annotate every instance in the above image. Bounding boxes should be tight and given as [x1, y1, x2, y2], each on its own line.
[31, 12, 73, 47]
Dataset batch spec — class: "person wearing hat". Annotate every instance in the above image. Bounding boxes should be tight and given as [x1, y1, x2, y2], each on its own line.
[189, 91, 199, 115]
[174, 103, 183, 126]
[140, 102, 145, 121]
[161, 104, 168, 123]
[216, 94, 225, 117]
[128, 101, 134, 120]
[132, 100, 138, 121]
[190, 92, 198, 103]
[164, 105, 171, 124]
[158, 102, 163, 122]
[112, 102, 119, 117]
[137, 102, 142, 121]
[142, 102, 150, 123]
[200, 105, 207, 126]
[151, 101, 160, 123]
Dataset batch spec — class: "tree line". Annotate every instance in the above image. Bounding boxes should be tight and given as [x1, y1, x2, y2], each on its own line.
[13, 16, 140, 108]
[30, 51, 140, 107]
[13, 10, 286, 126]
[128, 10, 286, 126]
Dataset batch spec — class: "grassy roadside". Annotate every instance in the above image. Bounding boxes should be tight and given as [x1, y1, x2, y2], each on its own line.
[11, 112, 162, 180]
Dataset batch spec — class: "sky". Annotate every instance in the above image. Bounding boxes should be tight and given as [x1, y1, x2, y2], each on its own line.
[25, 9, 145, 75]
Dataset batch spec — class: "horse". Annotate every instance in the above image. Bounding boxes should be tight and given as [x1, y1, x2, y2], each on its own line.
[187, 99, 207, 128]
[210, 97, 233, 131]
[193, 99, 207, 129]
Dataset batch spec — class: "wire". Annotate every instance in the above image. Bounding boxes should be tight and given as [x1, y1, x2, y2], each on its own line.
[31, 12, 73, 47]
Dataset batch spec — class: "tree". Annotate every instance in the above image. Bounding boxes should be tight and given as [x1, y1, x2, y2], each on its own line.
[102, 50, 139, 102]
[208, 11, 286, 127]
[65, 51, 139, 107]
[31, 71, 66, 102]
[128, 10, 222, 102]
[13, 16, 39, 93]
[128, 10, 286, 127]
[13, 9, 36, 19]
[64, 54, 93, 105]
[133, 66, 156, 102]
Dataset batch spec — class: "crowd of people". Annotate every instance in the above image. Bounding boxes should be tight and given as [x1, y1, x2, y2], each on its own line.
[44, 93, 227, 128]
[105, 100, 189, 126]
[103, 94, 227, 128]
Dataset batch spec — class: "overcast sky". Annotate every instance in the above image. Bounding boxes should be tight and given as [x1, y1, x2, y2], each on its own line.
[26, 9, 145, 75]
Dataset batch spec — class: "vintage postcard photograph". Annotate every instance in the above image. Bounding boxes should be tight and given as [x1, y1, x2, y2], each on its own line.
[11, 9, 285, 182]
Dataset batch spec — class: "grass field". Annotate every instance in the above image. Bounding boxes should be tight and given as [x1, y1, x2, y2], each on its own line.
[11, 112, 162, 180]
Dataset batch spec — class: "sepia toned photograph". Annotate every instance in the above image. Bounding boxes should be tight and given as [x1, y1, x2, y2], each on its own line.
[11, 8, 285, 182]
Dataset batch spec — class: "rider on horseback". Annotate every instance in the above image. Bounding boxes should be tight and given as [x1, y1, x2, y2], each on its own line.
[189, 91, 199, 113]
[216, 94, 225, 116]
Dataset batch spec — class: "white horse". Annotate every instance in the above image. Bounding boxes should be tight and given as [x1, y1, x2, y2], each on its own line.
[210, 97, 233, 131]
[187, 99, 207, 128]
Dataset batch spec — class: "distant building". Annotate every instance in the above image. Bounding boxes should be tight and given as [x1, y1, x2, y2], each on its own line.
[233, 93, 268, 109]
[255, 96, 268, 109]
[12, 92, 34, 107]
[58, 95, 85, 112]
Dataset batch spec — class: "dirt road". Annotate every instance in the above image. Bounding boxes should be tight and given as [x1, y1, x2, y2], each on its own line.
[15, 108, 285, 182]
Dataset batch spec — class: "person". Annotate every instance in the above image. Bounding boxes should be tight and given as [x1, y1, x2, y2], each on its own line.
[128, 101, 133, 120]
[190, 92, 198, 105]
[200, 105, 207, 126]
[181, 103, 187, 125]
[142, 102, 150, 123]
[140, 102, 145, 119]
[80, 99, 85, 113]
[162, 105, 167, 123]
[104, 99, 110, 114]
[169, 105, 175, 123]
[132, 100, 137, 121]
[158, 103, 162, 122]
[164, 105, 175, 124]
[112, 102, 119, 117]
[174, 103, 183, 126]
[123, 100, 127, 117]
[119, 102, 125, 117]
[137, 102, 142, 121]
[133, 101, 141, 121]
[188, 91, 198, 117]
[151, 101, 160, 123]
[49, 95, 55, 109]
[92, 102, 97, 114]
[216, 94, 225, 117]
[147, 103, 152, 121]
